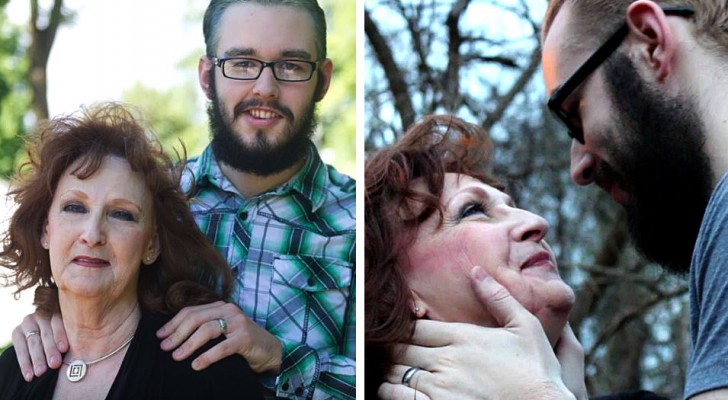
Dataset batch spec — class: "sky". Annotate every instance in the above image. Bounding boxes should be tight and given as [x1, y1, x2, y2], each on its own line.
[1, 0, 209, 345]
[8, 0, 206, 116]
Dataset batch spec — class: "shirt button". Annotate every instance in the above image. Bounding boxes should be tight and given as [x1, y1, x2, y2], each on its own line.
[282, 382, 289, 391]
[294, 387, 304, 396]
[238, 211, 248, 220]
[307, 277, 316, 287]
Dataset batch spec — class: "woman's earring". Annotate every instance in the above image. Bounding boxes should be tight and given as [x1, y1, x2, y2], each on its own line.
[413, 306, 420, 313]
[42, 241, 49, 249]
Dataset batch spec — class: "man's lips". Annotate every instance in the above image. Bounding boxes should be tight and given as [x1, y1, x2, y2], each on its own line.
[72, 256, 110, 268]
[247, 108, 281, 120]
[599, 180, 630, 206]
[233, 100, 293, 122]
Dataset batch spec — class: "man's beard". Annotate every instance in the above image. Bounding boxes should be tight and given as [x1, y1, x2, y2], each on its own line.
[602, 53, 713, 275]
[207, 77, 318, 177]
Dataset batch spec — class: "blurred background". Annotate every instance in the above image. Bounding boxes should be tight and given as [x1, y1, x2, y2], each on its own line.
[365, 0, 688, 398]
[0, 0, 354, 349]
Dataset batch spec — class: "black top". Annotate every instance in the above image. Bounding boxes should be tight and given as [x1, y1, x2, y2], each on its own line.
[0, 311, 264, 399]
[592, 390, 671, 400]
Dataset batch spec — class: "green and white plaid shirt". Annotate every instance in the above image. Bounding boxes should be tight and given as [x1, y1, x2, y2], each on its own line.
[182, 143, 356, 400]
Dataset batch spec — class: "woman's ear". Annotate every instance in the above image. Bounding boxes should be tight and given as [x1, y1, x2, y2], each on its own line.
[41, 221, 49, 249]
[142, 232, 160, 266]
[409, 290, 427, 318]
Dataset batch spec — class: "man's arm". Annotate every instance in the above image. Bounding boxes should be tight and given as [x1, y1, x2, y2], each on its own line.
[272, 276, 356, 399]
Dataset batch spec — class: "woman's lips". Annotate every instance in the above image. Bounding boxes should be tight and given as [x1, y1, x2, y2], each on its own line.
[521, 251, 555, 271]
[72, 256, 110, 268]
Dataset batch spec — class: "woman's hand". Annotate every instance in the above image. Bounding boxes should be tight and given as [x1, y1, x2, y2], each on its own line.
[378, 267, 577, 400]
[11, 310, 67, 381]
[156, 301, 282, 373]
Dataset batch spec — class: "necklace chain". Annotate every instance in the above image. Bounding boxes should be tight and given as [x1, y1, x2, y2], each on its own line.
[63, 334, 134, 366]
[63, 334, 134, 383]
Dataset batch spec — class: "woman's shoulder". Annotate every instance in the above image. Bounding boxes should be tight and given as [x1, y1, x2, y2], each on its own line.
[134, 311, 265, 399]
[0, 346, 21, 382]
[0, 346, 56, 400]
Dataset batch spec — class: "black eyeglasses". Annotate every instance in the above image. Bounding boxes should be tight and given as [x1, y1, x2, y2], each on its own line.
[547, 6, 695, 144]
[212, 57, 320, 82]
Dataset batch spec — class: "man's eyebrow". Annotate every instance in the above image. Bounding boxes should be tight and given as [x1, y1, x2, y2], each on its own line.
[221, 48, 314, 60]
[280, 49, 314, 60]
[223, 48, 255, 57]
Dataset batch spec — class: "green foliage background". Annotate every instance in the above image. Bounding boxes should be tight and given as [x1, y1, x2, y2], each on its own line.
[0, 0, 355, 179]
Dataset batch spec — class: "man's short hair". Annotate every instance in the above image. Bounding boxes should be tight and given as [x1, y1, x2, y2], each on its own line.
[542, 0, 728, 57]
[203, 0, 328, 60]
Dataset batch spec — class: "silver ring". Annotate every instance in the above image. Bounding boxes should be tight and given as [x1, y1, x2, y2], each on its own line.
[217, 318, 228, 335]
[25, 330, 40, 340]
[401, 366, 422, 387]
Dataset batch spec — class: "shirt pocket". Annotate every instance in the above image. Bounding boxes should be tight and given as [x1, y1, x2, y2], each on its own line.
[270, 254, 353, 349]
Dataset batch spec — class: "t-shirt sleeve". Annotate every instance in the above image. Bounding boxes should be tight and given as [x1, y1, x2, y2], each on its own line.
[685, 172, 728, 398]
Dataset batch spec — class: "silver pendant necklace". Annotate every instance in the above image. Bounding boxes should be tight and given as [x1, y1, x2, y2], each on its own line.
[63, 335, 134, 382]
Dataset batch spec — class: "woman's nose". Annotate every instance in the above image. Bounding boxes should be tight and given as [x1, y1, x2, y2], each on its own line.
[512, 208, 549, 243]
[79, 216, 106, 247]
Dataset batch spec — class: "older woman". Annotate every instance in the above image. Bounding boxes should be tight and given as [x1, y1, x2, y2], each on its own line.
[366, 115, 671, 400]
[0, 103, 263, 399]
[365, 114, 577, 397]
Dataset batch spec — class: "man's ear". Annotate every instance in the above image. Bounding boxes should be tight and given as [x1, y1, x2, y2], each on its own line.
[198, 56, 215, 100]
[314, 58, 333, 102]
[625, 0, 677, 82]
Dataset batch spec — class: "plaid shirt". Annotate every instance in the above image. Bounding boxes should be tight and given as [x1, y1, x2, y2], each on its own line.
[181, 143, 356, 400]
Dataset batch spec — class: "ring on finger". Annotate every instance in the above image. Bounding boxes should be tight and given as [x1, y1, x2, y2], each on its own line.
[401, 366, 422, 387]
[25, 330, 40, 340]
[217, 318, 228, 335]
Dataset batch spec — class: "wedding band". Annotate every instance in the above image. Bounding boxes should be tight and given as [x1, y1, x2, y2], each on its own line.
[25, 330, 40, 340]
[401, 366, 422, 387]
[217, 318, 228, 335]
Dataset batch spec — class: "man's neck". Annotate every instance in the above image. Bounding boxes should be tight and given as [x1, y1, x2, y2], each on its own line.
[676, 25, 728, 186]
[219, 156, 307, 198]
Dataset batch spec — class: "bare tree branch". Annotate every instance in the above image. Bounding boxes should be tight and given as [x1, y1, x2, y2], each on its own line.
[365, 8, 416, 132]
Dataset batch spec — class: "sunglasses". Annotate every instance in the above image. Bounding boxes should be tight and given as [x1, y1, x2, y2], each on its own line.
[546, 6, 695, 144]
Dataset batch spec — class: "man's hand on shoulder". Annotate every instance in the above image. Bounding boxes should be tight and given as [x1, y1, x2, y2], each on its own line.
[157, 301, 282, 373]
[11, 310, 67, 381]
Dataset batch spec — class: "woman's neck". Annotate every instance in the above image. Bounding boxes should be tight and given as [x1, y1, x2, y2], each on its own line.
[59, 294, 141, 360]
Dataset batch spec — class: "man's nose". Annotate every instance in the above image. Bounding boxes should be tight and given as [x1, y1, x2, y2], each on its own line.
[570, 140, 596, 186]
[252, 67, 280, 99]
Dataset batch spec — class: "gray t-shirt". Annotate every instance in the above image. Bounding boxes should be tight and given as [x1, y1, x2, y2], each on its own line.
[685, 171, 728, 399]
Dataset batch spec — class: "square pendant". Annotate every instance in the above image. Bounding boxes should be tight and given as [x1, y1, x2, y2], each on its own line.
[66, 360, 87, 382]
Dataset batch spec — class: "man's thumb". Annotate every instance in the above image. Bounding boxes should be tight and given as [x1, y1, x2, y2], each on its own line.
[470, 266, 529, 328]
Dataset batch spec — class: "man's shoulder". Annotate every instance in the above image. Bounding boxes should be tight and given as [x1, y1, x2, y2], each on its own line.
[320, 162, 355, 199]
[309, 162, 355, 230]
